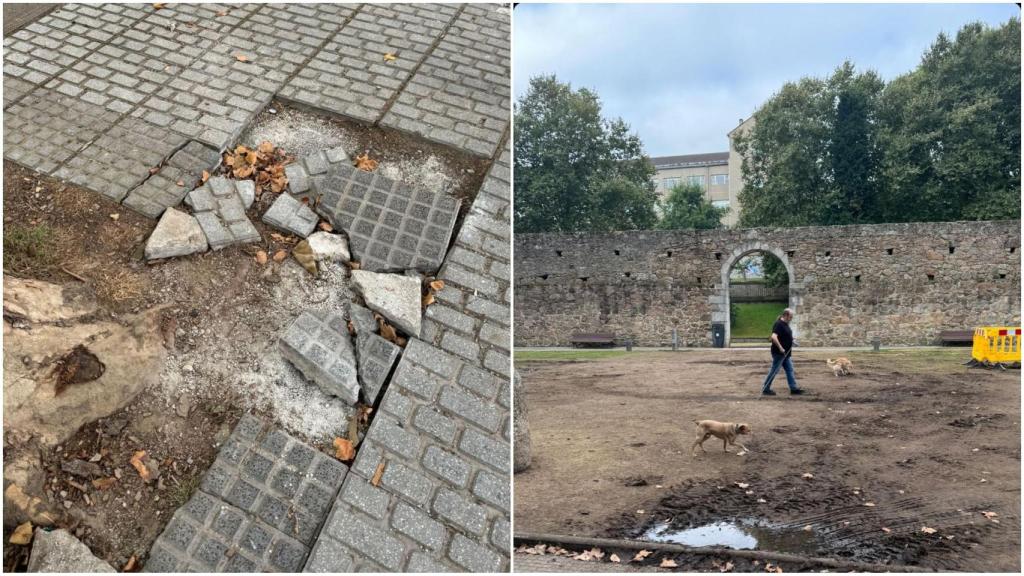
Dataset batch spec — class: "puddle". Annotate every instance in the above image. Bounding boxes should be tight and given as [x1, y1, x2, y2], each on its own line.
[641, 519, 820, 555]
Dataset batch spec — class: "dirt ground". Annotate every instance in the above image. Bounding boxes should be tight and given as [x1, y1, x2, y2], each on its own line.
[1, 107, 482, 571]
[514, 348, 1021, 572]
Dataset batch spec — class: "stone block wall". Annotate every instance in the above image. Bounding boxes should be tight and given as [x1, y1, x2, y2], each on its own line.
[514, 220, 1021, 347]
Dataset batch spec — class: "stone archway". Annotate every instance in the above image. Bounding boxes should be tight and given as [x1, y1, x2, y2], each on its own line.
[709, 241, 802, 347]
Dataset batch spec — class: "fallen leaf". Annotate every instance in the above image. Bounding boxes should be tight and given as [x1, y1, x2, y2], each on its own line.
[721, 561, 735, 572]
[292, 240, 317, 275]
[379, 320, 399, 344]
[272, 249, 288, 262]
[235, 54, 249, 62]
[633, 550, 652, 562]
[10, 522, 33, 545]
[660, 558, 678, 568]
[349, 261, 361, 270]
[881, 527, 892, 533]
[319, 221, 333, 232]
[333, 437, 354, 462]
[152, 3, 166, 9]
[429, 279, 445, 291]
[215, 9, 229, 16]
[921, 526, 937, 534]
[945, 535, 955, 540]
[176, 179, 184, 187]
[110, 213, 120, 221]
[610, 554, 621, 563]
[765, 561, 784, 573]
[383, 52, 397, 62]
[981, 511, 998, 520]
[201, 170, 210, 183]
[863, 502, 876, 507]
[802, 524, 812, 531]
[735, 482, 750, 489]
[422, 293, 435, 308]
[636, 509, 645, 514]
[371, 462, 385, 487]
[801, 473, 814, 479]
[130, 451, 151, 481]
[91, 477, 117, 490]
[255, 250, 268, 265]
[355, 153, 378, 172]
[757, 498, 767, 503]
[123, 555, 138, 572]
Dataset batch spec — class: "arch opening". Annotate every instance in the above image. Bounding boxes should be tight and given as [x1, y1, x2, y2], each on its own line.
[710, 244, 797, 347]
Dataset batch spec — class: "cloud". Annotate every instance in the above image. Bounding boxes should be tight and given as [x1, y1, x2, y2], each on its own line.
[514, 3, 1018, 157]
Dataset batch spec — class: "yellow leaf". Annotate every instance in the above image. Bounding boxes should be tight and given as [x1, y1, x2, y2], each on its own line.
[130, 450, 151, 481]
[383, 52, 397, 62]
[10, 522, 33, 545]
[660, 558, 678, 568]
[354, 153, 378, 172]
[371, 462, 385, 487]
[123, 555, 138, 572]
[333, 437, 355, 461]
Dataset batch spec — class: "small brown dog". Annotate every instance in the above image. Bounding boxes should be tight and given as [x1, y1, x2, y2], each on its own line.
[692, 420, 751, 456]
[826, 357, 853, 377]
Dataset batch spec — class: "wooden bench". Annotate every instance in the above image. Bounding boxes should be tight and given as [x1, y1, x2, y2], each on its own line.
[569, 333, 616, 348]
[939, 330, 974, 346]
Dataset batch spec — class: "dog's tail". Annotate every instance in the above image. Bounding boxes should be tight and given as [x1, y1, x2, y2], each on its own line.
[826, 358, 834, 365]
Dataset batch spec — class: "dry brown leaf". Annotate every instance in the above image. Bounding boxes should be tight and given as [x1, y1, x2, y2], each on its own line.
[633, 550, 652, 562]
[358, 405, 373, 426]
[371, 462, 385, 487]
[863, 502, 876, 507]
[149, 166, 160, 175]
[292, 240, 317, 275]
[349, 261, 361, 270]
[383, 52, 397, 62]
[130, 451, 151, 481]
[920, 526, 937, 534]
[245, 150, 258, 165]
[660, 558, 678, 568]
[354, 153, 378, 172]
[110, 213, 120, 221]
[379, 320, 399, 344]
[91, 477, 117, 490]
[609, 554, 621, 563]
[176, 179, 184, 187]
[881, 527, 892, 533]
[429, 279, 445, 291]
[801, 472, 814, 479]
[720, 561, 735, 572]
[333, 437, 355, 462]
[10, 522, 33, 545]
[235, 54, 249, 62]
[152, 3, 166, 9]
[422, 293, 435, 308]
[215, 9, 229, 16]
[123, 555, 138, 572]
[258, 141, 274, 154]
[272, 249, 288, 263]
[735, 482, 750, 489]
[201, 170, 210, 183]
[981, 511, 998, 520]
[319, 221, 333, 232]
[255, 250, 268, 265]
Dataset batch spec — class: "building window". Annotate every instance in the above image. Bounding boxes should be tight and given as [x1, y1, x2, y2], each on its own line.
[712, 200, 730, 209]
[711, 174, 729, 186]
[662, 177, 681, 190]
[687, 175, 706, 189]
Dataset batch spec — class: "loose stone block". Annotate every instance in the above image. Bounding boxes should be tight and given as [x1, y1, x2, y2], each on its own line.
[350, 270, 422, 337]
[185, 177, 260, 249]
[356, 332, 401, 406]
[262, 193, 318, 237]
[144, 207, 208, 260]
[278, 310, 360, 404]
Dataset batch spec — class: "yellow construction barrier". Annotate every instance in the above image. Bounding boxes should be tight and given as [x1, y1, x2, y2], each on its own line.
[972, 327, 1021, 364]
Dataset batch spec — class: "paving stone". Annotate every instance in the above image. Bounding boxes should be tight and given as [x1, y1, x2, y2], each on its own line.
[348, 302, 378, 336]
[280, 3, 458, 123]
[380, 4, 510, 158]
[3, 76, 36, 108]
[144, 207, 208, 260]
[448, 533, 504, 572]
[350, 270, 422, 337]
[185, 177, 260, 249]
[279, 310, 360, 404]
[147, 415, 347, 572]
[262, 193, 318, 237]
[124, 140, 222, 218]
[356, 332, 401, 406]
[306, 231, 351, 262]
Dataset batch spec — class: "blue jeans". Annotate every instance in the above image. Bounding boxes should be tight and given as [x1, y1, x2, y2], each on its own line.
[762, 354, 798, 392]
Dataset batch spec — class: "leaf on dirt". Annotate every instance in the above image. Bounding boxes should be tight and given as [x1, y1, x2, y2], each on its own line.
[863, 502, 876, 507]
[235, 54, 249, 62]
[258, 141, 275, 154]
[745, 490, 754, 495]
[319, 221, 333, 232]
[383, 52, 397, 62]
[333, 437, 355, 462]
[130, 451, 157, 482]
[201, 170, 210, 183]
[123, 555, 139, 572]
[272, 249, 288, 263]
[292, 240, 317, 275]
[920, 526, 937, 534]
[91, 477, 117, 490]
[735, 482, 749, 489]
[429, 279, 445, 292]
[720, 561, 735, 572]
[633, 550, 652, 562]
[354, 153, 378, 172]
[757, 498, 767, 503]
[801, 473, 814, 479]
[110, 213, 120, 221]
[802, 524, 812, 531]
[981, 511, 998, 520]
[10, 522, 33, 545]
[255, 250, 268, 265]
[609, 554, 621, 563]
[659, 558, 678, 568]
[371, 462, 385, 487]
[422, 293, 435, 308]
[881, 527, 892, 533]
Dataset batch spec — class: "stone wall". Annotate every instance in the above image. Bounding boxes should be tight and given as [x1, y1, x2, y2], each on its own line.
[514, 221, 1021, 347]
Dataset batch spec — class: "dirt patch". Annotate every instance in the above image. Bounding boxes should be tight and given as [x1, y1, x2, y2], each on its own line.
[514, 348, 1020, 571]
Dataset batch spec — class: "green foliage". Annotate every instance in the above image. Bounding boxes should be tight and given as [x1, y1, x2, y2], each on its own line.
[737, 19, 1020, 227]
[730, 302, 784, 339]
[656, 182, 727, 230]
[3, 223, 57, 274]
[514, 75, 658, 233]
[761, 252, 788, 287]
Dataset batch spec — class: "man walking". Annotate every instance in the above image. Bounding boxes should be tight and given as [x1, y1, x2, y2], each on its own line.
[761, 308, 805, 396]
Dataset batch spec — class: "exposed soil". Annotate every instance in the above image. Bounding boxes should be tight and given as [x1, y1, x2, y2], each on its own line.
[514, 348, 1021, 572]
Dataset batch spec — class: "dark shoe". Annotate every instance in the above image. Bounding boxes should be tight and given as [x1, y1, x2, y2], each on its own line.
[789, 388, 805, 395]
[761, 390, 777, 396]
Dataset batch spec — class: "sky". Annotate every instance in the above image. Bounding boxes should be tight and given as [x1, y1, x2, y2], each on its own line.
[513, 2, 1020, 157]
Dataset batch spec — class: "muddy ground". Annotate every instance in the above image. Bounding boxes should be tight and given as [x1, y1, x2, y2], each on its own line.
[2, 109, 485, 571]
[514, 348, 1021, 572]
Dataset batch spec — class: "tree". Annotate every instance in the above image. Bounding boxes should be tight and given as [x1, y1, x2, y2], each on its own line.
[656, 182, 727, 230]
[514, 75, 658, 233]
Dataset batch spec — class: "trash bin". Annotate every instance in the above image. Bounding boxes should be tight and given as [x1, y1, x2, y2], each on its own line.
[711, 323, 725, 348]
